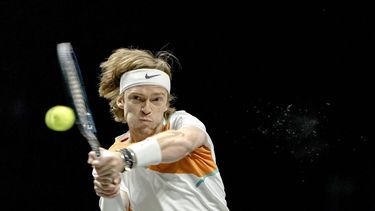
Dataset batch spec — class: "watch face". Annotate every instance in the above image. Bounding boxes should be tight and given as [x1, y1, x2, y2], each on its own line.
[121, 148, 134, 170]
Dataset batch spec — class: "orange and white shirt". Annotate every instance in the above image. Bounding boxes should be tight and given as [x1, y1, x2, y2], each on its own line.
[108, 110, 229, 211]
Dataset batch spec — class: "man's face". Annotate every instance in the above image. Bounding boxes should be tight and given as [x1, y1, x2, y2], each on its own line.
[122, 85, 168, 136]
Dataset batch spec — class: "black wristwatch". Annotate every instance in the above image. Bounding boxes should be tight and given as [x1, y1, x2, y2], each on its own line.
[119, 148, 136, 172]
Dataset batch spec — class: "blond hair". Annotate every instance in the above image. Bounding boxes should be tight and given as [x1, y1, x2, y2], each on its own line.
[98, 48, 177, 123]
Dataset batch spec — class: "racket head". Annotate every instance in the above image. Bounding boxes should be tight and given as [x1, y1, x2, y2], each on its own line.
[56, 42, 101, 157]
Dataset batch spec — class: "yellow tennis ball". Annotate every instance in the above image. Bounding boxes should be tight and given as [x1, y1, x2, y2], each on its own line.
[45, 105, 76, 131]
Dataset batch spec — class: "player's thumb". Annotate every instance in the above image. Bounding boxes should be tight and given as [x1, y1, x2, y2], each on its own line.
[87, 151, 97, 164]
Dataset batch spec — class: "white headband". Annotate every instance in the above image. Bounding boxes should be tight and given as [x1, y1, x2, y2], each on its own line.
[120, 68, 171, 94]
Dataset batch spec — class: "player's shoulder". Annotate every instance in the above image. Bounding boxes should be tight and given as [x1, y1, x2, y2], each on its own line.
[170, 110, 205, 129]
[115, 132, 129, 142]
[170, 110, 196, 121]
[171, 110, 193, 117]
[109, 133, 130, 151]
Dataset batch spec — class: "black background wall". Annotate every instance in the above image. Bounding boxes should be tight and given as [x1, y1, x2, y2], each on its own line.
[1, 1, 374, 211]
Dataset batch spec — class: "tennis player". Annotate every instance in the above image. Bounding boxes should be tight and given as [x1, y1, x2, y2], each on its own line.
[87, 48, 229, 211]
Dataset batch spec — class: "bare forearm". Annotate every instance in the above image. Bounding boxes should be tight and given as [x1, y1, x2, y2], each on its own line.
[154, 126, 207, 163]
[124, 126, 207, 169]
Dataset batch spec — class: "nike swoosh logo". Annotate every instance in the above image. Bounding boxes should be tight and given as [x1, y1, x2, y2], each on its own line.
[145, 73, 160, 79]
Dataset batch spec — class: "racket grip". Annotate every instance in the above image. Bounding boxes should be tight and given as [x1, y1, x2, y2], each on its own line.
[94, 148, 101, 157]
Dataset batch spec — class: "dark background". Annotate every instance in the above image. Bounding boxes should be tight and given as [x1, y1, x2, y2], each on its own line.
[1, 1, 374, 211]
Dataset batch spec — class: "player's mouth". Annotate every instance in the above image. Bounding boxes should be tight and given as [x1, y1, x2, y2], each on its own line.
[139, 118, 152, 122]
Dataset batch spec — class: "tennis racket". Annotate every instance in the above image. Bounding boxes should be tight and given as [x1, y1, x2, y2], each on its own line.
[56, 42, 101, 157]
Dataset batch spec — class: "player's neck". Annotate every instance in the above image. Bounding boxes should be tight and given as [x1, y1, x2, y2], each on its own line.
[129, 125, 164, 143]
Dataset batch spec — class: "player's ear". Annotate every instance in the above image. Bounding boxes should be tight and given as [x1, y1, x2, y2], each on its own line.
[165, 95, 171, 112]
[116, 95, 125, 109]
[164, 104, 168, 112]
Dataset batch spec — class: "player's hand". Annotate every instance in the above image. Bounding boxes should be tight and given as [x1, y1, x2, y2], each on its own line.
[92, 169, 121, 198]
[88, 148, 124, 176]
[88, 148, 123, 197]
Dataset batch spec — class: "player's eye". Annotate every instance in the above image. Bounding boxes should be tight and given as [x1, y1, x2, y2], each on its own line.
[151, 97, 165, 106]
[152, 97, 161, 102]
[130, 95, 144, 102]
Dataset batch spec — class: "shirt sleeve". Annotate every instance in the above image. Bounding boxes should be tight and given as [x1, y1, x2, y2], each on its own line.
[170, 110, 206, 131]
[169, 111, 215, 157]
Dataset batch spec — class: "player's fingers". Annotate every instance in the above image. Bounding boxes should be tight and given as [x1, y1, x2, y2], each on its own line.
[94, 164, 119, 176]
[94, 169, 113, 178]
[95, 176, 113, 184]
[95, 189, 119, 198]
[94, 180, 119, 196]
[87, 151, 96, 164]
[107, 185, 120, 198]
[113, 175, 121, 185]
[90, 148, 111, 167]
[95, 185, 114, 197]
[103, 189, 120, 198]
[94, 180, 111, 191]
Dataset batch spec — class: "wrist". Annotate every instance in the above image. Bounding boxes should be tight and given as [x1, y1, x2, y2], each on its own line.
[127, 137, 162, 168]
[114, 151, 125, 173]
[119, 148, 136, 172]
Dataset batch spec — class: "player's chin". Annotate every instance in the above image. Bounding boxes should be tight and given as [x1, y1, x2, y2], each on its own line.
[136, 123, 157, 134]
